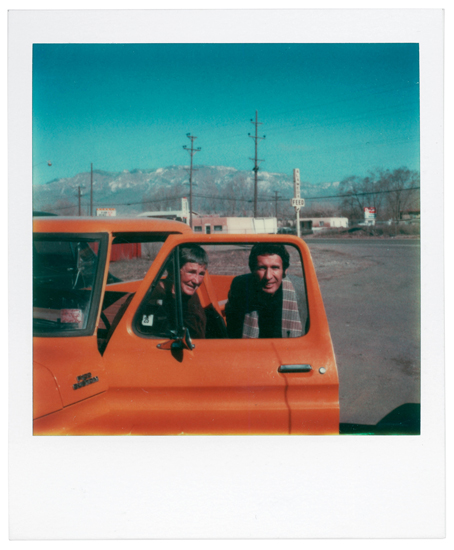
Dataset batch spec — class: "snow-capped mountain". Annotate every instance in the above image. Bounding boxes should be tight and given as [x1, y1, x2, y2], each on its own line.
[32, 165, 340, 216]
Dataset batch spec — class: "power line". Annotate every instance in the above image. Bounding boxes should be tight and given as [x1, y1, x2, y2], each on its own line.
[45, 186, 420, 212]
[267, 105, 420, 141]
[199, 82, 420, 147]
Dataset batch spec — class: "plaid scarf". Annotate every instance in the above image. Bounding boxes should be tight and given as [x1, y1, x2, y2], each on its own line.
[242, 278, 303, 338]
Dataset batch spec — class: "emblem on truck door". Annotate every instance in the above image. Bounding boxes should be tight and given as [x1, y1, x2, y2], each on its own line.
[73, 372, 99, 390]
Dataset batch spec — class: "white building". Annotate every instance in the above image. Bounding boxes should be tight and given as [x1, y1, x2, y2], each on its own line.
[192, 216, 277, 235]
[299, 217, 349, 232]
[138, 198, 277, 234]
[138, 197, 190, 224]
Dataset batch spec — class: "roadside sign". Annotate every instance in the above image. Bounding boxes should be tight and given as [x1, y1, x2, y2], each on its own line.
[293, 168, 300, 198]
[96, 208, 116, 217]
[291, 198, 305, 207]
[364, 207, 376, 219]
[182, 197, 189, 216]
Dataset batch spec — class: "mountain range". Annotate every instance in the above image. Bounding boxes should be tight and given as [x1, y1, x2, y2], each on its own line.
[32, 165, 340, 217]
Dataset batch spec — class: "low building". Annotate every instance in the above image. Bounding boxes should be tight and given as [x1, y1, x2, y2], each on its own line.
[299, 217, 349, 232]
[400, 210, 420, 221]
[138, 198, 277, 234]
[138, 197, 190, 224]
[192, 216, 277, 235]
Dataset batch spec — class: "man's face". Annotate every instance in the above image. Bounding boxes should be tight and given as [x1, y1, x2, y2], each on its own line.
[253, 254, 285, 296]
[180, 262, 207, 296]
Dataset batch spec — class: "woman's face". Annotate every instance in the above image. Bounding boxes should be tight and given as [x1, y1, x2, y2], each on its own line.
[180, 262, 207, 296]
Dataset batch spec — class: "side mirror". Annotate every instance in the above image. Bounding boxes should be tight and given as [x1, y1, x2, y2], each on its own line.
[157, 327, 195, 351]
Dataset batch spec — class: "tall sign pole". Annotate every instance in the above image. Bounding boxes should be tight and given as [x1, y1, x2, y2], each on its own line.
[291, 168, 305, 238]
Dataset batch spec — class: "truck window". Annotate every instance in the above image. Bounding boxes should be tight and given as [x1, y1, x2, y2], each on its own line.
[133, 242, 309, 341]
[33, 235, 106, 336]
[107, 234, 166, 283]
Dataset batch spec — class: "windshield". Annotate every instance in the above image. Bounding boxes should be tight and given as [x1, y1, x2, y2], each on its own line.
[33, 235, 106, 335]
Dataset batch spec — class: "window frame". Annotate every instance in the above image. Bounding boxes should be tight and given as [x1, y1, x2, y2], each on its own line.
[131, 239, 310, 341]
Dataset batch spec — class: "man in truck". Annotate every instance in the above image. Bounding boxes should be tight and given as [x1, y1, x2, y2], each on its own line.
[225, 243, 308, 339]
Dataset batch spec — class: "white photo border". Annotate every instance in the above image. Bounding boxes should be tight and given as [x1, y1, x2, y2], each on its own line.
[8, 9, 444, 540]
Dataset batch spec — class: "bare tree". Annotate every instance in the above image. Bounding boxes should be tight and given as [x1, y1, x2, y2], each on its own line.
[338, 173, 383, 220]
[379, 167, 420, 222]
[338, 167, 419, 222]
[42, 198, 78, 216]
[142, 184, 186, 212]
[201, 179, 220, 215]
[220, 176, 253, 217]
[304, 202, 340, 218]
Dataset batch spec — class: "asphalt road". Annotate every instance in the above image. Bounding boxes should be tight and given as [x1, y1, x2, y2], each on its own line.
[306, 238, 420, 425]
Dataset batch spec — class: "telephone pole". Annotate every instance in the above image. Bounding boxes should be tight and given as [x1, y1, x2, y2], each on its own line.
[75, 186, 86, 216]
[274, 190, 281, 219]
[249, 111, 265, 218]
[183, 134, 201, 228]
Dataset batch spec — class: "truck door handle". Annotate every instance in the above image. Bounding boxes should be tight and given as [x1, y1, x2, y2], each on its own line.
[278, 364, 312, 373]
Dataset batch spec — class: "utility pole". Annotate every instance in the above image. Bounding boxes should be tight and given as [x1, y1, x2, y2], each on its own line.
[183, 134, 201, 228]
[274, 190, 280, 219]
[90, 163, 93, 217]
[248, 111, 265, 218]
[74, 185, 86, 216]
[78, 186, 83, 216]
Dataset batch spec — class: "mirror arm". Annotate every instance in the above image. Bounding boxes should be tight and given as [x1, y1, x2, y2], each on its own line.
[157, 327, 195, 351]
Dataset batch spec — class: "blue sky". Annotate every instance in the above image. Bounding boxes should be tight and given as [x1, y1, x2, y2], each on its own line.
[32, 43, 420, 187]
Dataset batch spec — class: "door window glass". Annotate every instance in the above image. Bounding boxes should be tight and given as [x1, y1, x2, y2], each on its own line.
[33, 236, 104, 335]
[134, 253, 179, 338]
[134, 242, 309, 341]
[205, 243, 309, 339]
[134, 244, 211, 340]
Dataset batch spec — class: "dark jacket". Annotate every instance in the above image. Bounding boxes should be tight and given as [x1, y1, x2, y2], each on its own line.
[225, 273, 309, 339]
[142, 282, 206, 339]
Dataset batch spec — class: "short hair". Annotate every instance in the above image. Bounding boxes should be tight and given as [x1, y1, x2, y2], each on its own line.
[179, 244, 208, 268]
[248, 243, 290, 272]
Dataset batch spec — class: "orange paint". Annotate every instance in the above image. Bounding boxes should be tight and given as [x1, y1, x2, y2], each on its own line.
[33, 217, 339, 435]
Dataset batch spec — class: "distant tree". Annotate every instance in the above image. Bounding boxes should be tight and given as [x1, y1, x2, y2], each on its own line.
[338, 167, 419, 222]
[379, 167, 420, 222]
[220, 176, 253, 217]
[41, 198, 78, 216]
[141, 184, 186, 213]
[200, 179, 220, 215]
[303, 203, 340, 218]
[338, 172, 383, 220]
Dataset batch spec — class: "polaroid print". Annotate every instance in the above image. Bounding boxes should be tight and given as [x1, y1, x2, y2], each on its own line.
[9, 9, 444, 540]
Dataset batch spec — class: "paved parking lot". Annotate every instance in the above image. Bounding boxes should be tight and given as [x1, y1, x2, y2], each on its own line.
[306, 238, 420, 425]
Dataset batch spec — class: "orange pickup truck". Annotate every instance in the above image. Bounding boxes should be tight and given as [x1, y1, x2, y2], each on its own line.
[33, 216, 339, 435]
